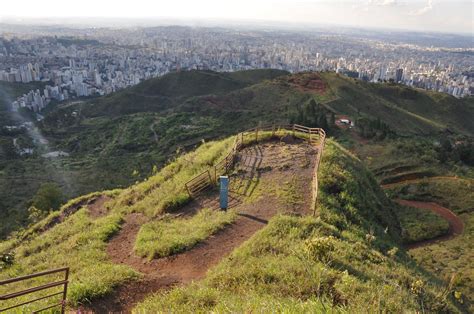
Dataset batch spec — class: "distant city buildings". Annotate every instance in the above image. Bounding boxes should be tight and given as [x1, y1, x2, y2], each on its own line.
[0, 26, 472, 113]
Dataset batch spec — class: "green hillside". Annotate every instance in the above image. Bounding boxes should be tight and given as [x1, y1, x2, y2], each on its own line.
[1, 69, 473, 240]
[0, 136, 465, 312]
[136, 140, 462, 312]
[321, 73, 474, 136]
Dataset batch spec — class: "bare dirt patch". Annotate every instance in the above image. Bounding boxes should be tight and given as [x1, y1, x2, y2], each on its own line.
[287, 73, 328, 94]
[87, 195, 112, 218]
[82, 139, 318, 313]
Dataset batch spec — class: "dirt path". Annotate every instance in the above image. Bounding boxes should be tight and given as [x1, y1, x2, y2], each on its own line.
[87, 206, 271, 313]
[381, 176, 472, 189]
[87, 195, 112, 218]
[84, 140, 317, 313]
[394, 199, 465, 250]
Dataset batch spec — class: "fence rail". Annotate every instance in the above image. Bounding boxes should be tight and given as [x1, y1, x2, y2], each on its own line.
[185, 124, 326, 214]
[0, 267, 69, 313]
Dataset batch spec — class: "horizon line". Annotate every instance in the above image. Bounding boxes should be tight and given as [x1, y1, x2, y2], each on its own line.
[1, 16, 473, 37]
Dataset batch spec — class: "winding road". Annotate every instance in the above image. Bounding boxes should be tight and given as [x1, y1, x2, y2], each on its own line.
[381, 176, 471, 189]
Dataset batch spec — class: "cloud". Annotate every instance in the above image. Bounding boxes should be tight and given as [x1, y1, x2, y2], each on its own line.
[352, 0, 399, 12]
[368, 0, 398, 6]
[409, 0, 433, 15]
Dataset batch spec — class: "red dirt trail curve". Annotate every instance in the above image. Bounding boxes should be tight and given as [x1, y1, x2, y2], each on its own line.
[394, 199, 465, 250]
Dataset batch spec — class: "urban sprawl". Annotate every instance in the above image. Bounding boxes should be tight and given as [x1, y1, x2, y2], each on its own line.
[1, 26, 472, 113]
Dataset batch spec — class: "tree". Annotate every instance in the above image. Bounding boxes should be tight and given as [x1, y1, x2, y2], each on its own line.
[330, 113, 336, 126]
[30, 182, 64, 212]
[291, 99, 331, 130]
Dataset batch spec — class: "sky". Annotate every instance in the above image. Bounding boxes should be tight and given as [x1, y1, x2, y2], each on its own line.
[0, 0, 472, 34]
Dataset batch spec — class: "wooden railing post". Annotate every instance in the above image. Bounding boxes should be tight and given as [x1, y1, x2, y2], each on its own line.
[185, 183, 193, 197]
[207, 170, 213, 186]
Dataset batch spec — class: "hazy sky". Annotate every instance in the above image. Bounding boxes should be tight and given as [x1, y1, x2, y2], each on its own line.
[0, 0, 472, 34]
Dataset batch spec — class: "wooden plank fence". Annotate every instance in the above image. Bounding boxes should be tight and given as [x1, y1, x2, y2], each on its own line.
[184, 124, 326, 215]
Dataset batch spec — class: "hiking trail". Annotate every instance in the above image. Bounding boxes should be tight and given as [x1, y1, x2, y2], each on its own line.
[83, 139, 318, 313]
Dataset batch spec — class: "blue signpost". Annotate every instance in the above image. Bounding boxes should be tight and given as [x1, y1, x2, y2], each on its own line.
[220, 176, 229, 210]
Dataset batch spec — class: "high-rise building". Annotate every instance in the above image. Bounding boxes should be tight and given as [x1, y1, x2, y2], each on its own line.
[396, 68, 404, 83]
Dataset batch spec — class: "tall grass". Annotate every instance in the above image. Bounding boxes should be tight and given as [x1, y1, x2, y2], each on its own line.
[113, 136, 236, 217]
[0, 209, 139, 308]
[135, 208, 236, 259]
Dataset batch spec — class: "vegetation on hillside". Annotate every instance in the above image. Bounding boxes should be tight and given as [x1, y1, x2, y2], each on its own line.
[2, 69, 473, 239]
[290, 98, 332, 131]
[385, 178, 474, 311]
[352, 138, 474, 185]
[134, 208, 236, 259]
[395, 204, 450, 243]
[0, 70, 294, 238]
[134, 140, 462, 312]
[321, 73, 474, 136]
[0, 136, 235, 309]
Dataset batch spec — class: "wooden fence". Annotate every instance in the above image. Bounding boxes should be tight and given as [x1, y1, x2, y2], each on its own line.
[184, 124, 326, 214]
[0, 267, 69, 313]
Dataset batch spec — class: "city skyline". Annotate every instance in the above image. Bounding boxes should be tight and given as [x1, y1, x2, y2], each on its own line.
[0, 0, 472, 35]
[1, 24, 472, 117]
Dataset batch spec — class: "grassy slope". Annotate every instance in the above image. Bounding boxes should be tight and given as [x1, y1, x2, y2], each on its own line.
[395, 204, 450, 243]
[355, 139, 443, 183]
[347, 129, 473, 310]
[0, 69, 292, 238]
[0, 136, 235, 308]
[320, 73, 474, 136]
[385, 178, 474, 310]
[134, 140, 462, 313]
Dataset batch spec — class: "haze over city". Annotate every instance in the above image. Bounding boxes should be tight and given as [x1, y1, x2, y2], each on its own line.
[1, 0, 472, 34]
